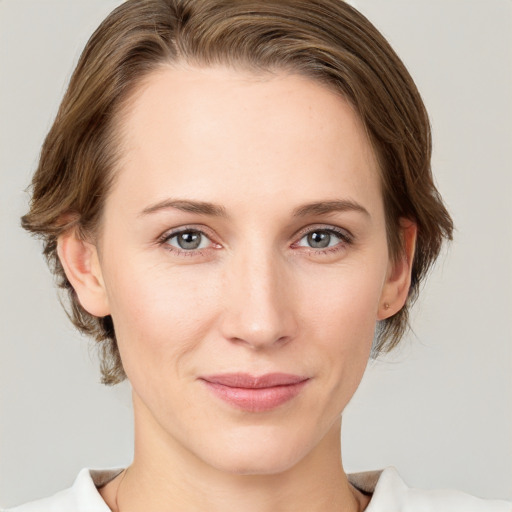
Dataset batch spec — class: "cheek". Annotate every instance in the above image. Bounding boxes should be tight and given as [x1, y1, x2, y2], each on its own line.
[103, 258, 220, 373]
[299, 259, 386, 393]
[301, 261, 385, 342]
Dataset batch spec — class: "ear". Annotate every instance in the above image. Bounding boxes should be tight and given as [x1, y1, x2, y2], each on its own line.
[377, 219, 417, 320]
[57, 228, 110, 317]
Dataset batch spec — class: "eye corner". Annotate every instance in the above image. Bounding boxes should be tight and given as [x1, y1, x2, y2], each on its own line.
[292, 225, 354, 256]
[158, 226, 219, 255]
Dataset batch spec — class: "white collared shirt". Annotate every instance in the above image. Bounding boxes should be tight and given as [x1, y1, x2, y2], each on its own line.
[4, 467, 511, 511]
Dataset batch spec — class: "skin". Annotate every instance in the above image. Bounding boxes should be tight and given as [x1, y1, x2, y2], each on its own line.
[58, 66, 416, 512]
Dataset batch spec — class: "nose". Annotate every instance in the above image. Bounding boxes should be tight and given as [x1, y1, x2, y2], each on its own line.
[219, 245, 298, 350]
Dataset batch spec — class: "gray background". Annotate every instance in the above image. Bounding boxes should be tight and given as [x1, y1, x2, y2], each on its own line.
[1, 0, 511, 507]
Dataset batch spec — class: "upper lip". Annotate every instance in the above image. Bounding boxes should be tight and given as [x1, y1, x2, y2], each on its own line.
[200, 373, 309, 389]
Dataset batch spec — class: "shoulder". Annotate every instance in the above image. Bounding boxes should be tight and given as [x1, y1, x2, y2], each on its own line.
[349, 467, 512, 512]
[3, 468, 123, 512]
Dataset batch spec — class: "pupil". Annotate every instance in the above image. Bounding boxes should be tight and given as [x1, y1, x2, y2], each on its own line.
[308, 231, 330, 248]
[178, 231, 201, 250]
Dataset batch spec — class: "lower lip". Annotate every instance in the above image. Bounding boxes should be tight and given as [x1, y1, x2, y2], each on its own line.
[202, 380, 309, 412]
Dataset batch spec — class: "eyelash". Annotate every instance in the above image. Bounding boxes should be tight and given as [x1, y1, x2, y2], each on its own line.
[158, 225, 217, 258]
[293, 226, 353, 255]
[158, 225, 354, 257]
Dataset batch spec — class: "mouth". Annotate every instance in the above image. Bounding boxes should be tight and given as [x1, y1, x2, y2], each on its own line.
[199, 373, 310, 412]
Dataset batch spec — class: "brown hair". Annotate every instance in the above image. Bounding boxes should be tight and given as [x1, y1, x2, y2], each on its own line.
[22, 0, 453, 385]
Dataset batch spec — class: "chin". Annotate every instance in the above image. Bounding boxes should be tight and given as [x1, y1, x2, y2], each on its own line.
[196, 425, 317, 476]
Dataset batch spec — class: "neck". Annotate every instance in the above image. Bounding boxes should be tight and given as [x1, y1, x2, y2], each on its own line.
[103, 395, 369, 512]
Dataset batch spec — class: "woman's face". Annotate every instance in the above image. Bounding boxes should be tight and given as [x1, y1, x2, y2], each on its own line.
[90, 66, 398, 474]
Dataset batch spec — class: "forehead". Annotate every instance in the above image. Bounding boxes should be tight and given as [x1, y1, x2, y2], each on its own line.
[109, 65, 382, 219]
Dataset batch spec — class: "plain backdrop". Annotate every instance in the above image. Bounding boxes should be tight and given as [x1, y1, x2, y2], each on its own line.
[1, 0, 511, 507]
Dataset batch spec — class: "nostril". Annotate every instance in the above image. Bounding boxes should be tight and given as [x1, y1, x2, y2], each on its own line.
[221, 313, 297, 349]
[226, 330, 290, 349]
[243, 334, 291, 350]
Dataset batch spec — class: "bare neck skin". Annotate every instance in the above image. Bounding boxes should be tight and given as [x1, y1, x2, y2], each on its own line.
[99, 395, 370, 512]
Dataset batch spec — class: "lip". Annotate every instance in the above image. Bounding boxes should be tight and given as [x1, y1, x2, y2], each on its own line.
[200, 373, 309, 412]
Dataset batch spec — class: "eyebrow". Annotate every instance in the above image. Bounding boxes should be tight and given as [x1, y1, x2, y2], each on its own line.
[140, 199, 228, 218]
[139, 198, 369, 219]
[292, 199, 370, 218]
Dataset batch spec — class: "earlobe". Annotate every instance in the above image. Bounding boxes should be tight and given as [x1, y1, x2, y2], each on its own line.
[377, 219, 417, 320]
[57, 229, 110, 317]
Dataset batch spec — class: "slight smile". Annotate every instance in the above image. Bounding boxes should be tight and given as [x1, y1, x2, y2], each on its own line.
[200, 373, 310, 412]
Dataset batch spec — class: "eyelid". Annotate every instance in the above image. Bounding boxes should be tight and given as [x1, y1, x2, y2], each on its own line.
[158, 225, 220, 252]
[291, 224, 354, 255]
[294, 224, 353, 243]
[156, 223, 353, 256]
[159, 223, 216, 238]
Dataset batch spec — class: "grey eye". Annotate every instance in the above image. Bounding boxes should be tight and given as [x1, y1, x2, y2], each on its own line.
[297, 229, 344, 250]
[167, 230, 209, 250]
[307, 231, 331, 248]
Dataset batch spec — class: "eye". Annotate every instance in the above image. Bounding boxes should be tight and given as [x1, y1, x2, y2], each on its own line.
[296, 227, 351, 251]
[164, 229, 212, 251]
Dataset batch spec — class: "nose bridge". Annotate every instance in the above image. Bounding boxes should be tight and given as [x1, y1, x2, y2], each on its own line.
[220, 239, 296, 348]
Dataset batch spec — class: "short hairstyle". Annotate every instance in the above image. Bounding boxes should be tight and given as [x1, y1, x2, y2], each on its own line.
[22, 0, 453, 385]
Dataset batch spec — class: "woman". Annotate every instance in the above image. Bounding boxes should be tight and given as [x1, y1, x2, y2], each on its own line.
[4, 0, 510, 510]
